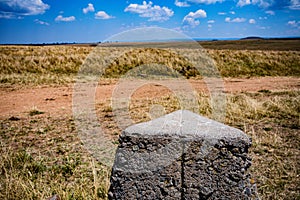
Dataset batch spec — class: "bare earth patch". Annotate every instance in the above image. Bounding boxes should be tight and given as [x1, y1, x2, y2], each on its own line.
[0, 76, 299, 200]
[0, 77, 298, 118]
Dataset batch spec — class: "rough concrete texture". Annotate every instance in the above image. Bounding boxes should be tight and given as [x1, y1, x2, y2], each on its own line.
[109, 110, 258, 199]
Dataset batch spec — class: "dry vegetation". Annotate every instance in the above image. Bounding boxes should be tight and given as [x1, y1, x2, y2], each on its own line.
[0, 41, 299, 199]
[0, 45, 299, 85]
[208, 50, 300, 77]
[199, 39, 300, 51]
[0, 46, 91, 85]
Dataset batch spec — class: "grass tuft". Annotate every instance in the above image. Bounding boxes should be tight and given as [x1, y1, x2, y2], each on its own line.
[29, 108, 45, 116]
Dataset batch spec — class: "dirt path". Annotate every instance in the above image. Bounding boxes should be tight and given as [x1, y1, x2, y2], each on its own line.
[0, 77, 299, 118]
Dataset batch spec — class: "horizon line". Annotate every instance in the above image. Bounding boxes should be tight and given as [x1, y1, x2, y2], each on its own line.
[1, 36, 299, 45]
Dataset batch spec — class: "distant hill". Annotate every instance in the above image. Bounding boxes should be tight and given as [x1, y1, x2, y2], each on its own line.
[240, 36, 264, 40]
[240, 36, 300, 41]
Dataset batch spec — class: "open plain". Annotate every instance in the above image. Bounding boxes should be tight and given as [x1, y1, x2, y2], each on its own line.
[0, 40, 299, 199]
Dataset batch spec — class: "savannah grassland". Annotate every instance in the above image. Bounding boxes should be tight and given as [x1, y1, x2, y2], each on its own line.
[0, 40, 299, 199]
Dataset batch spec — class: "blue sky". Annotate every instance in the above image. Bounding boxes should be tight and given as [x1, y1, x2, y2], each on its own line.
[0, 0, 299, 43]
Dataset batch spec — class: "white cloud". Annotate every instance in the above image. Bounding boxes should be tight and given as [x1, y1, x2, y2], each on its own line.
[185, 0, 223, 4]
[225, 17, 231, 22]
[255, 0, 273, 8]
[265, 10, 275, 15]
[0, 13, 15, 19]
[259, 16, 267, 20]
[249, 19, 256, 24]
[230, 11, 236, 14]
[175, 0, 190, 7]
[55, 15, 75, 22]
[289, 0, 300, 10]
[183, 9, 207, 27]
[237, 0, 251, 7]
[0, 0, 49, 18]
[174, 0, 223, 7]
[218, 12, 226, 15]
[287, 20, 296, 26]
[225, 17, 246, 23]
[237, 0, 273, 8]
[232, 17, 246, 22]
[287, 20, 300, 28]
[208, 24, 212, 28]
[207, 20, 215, 23]
[83, 3, 95, 14]
[124, 1, 174, 22]
[95, 11, 114, 19]
[173, 26, 184, 33]
[34, 19, 49, 25]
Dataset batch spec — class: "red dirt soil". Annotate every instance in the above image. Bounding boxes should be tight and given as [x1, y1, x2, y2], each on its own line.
[0, 77, 299, 119]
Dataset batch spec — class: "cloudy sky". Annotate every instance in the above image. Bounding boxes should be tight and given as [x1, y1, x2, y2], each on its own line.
[0, 0, 299, 43]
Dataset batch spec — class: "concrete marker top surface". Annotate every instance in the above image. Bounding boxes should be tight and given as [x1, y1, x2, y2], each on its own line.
[123, 110, 250, 144]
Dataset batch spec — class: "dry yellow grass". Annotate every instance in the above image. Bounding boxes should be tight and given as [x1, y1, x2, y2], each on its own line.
[0, 117, 110, 199]
[0, 45, 299, 85]
[0, 46, 92, 85]
[0, 44, 299, 199]
[208, 50, 300, 77]
[2, 89, 298, 199]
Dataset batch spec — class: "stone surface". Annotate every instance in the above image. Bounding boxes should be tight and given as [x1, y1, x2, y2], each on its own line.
[109, 110, 257, 199]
